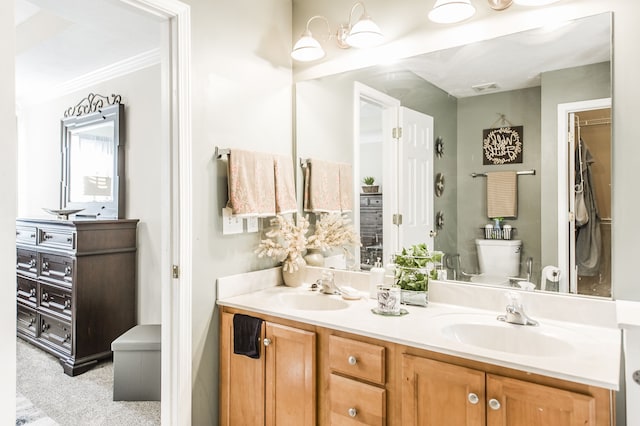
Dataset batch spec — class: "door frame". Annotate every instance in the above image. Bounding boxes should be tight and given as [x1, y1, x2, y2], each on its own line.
[119, 0, 192, 424]
[557, 97, 611, 294]
[353, 82, 400, 267]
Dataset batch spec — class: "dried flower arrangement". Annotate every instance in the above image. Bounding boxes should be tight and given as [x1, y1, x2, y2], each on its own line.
[306, 213, 360, 252]
[255, 215, 310, 272]
[255, 213, 360, 272]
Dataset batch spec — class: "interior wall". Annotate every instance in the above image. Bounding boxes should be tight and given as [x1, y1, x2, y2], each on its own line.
[188, 0, 293, 423]
[540, 61, 611, 269]
[456, 87, 541, 279]
[16, 65, 163, 325]
[0, 0, 17, 421]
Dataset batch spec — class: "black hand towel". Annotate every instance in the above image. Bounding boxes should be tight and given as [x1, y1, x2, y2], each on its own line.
[233, 314, 263, 359]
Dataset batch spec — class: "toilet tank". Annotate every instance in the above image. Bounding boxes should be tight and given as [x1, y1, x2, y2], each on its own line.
[475, 239, 522, 277]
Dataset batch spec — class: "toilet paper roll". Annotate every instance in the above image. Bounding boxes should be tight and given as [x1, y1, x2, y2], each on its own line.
[542, 266, 561, 283]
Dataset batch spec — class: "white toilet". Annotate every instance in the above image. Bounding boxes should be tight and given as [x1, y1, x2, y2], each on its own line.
[472, 239, 522, 286]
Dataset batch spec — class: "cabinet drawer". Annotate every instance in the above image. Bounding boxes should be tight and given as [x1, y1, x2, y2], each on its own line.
[329, 335, 385, 384]
[330, 374, 385, 426]
[16, 276, 38, 307]
[38, 228, 75, 250]
[16, 226, 37, 245]
[39, 312, 72, 355]
[39, 283, 72, 320]
[16, 248, 38, 277]
[39, 253, 74, 287]
[17, 304, 38, 338]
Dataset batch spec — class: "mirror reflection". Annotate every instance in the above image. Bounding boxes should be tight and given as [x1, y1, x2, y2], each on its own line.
[295, 13, 612, 298]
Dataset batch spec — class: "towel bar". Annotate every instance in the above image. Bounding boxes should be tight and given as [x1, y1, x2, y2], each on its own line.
[471, 169, 535, 178]
[214, 146, 230, 159]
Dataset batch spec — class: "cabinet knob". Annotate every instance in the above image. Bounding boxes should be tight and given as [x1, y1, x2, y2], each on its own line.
[488, 398, 501, 410]
[468, 393, 479, 405]
[263, 338, 272, 347]
[347, 355, 357, 365]
[348, 408, 357, 418]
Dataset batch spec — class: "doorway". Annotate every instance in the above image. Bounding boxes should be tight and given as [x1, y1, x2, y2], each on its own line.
[557, 98, 612, 297]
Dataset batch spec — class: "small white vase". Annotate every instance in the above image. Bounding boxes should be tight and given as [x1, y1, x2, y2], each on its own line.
[282, 260, 307, 287]
[303, 249, 325, 267]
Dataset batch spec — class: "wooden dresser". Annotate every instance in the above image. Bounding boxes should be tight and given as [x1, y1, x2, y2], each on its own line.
[16, 218, 138, 376]
[360, 193, 383, 267]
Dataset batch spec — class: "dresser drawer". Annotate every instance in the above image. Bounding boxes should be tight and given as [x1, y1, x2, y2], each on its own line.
[39, 253, 74, 287]
[16, 276, 38, 307]
[39, 283, 72, 320]
[330, 374, 385, 425]
[329, 335, 385, 385]
[16, 226, 37, 245]
[17, 304, 38, 338]
[16, 248, 38, 277]
[39, 312, 72, 355]
[38, 228, 75, 250]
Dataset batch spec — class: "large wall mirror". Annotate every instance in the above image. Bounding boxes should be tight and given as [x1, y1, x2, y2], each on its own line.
[295, 12, 612, 298]
[61, 96, 125, 219]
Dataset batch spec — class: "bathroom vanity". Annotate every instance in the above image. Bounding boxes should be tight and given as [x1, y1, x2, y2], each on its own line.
[217, 271, 619, 425]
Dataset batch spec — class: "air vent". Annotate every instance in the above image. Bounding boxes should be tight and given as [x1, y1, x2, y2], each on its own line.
[471, 82, 500, 93]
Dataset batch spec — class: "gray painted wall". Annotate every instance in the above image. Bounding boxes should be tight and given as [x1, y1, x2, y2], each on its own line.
[456, 87, 541, 279]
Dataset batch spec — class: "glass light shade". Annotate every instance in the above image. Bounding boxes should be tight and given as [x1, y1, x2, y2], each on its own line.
[513, 0, 560, 5]
[428, 0, 476, 24]
[345, 17, 384, 48]
[291, 32, 325, 62]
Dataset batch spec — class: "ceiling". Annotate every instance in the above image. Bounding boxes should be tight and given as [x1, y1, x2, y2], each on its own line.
[14, 0, 162, 104]
[15, 2, 610, 104]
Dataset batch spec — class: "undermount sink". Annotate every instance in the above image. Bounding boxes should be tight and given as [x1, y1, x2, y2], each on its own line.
[278, 293, 349, 311]
[434, 313, 577, 357]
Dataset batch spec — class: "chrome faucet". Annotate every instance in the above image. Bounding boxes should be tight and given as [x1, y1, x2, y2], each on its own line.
[497, 292, 538, 326]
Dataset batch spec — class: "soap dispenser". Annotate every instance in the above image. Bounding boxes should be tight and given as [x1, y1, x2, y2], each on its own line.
[369, 258, 385, 299]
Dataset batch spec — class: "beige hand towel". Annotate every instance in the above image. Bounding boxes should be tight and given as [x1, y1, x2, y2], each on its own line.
[303, 159, 341, 213]
[339, 162, 353, 212]
[486, 171, 518, 219]
[273, 155, 298, 214]
[227, 149, 276, 217]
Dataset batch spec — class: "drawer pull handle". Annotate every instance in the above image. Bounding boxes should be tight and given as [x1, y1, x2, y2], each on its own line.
[42, 261, 49, 271]
[348, 408, 357, 418]
[64, 266, 72, 276]
[42, 292, 48, 301]
[347, 355, 357, 365]
[29, 318, 35, 325]
[29, 259, 37, 267]
[67, 237, 73, 243]
[41, 323, 50, 333]
[64, 300, 71, 309]
[468, 393, 479, 404]
[263, 338, 272, 347]
[488, 398, 501, 410]
[30, 288, 36, 297]
[44, 233, 53, 240]
[64, 333, 71, 342]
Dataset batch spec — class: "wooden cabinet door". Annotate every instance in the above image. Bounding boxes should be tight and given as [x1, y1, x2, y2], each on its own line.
[402, 354, 485, 426]
[219, 312, 266, 426]
[486, 374, 596, 426]
[265, 322, 316, 426]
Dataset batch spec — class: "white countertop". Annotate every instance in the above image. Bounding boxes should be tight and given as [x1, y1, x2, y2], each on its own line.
[217, 281, 621, 390]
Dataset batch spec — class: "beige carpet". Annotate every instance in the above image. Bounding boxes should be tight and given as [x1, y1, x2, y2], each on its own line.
[16, 338, 160, 426]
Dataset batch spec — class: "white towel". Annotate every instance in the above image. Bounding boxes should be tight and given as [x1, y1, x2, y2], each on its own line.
[486, 171, 517, 218]
[227, 149, 276, 217]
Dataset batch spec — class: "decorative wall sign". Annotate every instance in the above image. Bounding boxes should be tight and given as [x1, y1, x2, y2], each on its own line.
[482, 125, 523, 165]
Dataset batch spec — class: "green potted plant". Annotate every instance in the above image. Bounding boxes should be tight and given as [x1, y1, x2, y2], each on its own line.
[361, 176, 379, 193]
[393, 243, 443, 306]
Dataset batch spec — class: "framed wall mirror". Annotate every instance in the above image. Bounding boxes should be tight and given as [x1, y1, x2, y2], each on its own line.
[295, 12, 612, 298]
[61, 95, 125, 219]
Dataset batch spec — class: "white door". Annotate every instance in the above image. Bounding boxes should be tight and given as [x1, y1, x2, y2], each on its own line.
[397, 107, 435, 251]
[567, 112, 578, 293]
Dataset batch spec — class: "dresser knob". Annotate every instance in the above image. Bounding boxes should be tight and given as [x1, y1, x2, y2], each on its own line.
[42, 261, 49, 271]
[44, 233, 53, 240]
[348, 355, 357, 365]
[488, 398, 501, 410]
[64, 266, 72, 276]
[41, 323, 49, 333]
[468, 393, 479, 404]
[30, 288, 36, 297]
[42, 292, 48, 301]
[29, 259, 36, 267]
[64, 300, 71, 309]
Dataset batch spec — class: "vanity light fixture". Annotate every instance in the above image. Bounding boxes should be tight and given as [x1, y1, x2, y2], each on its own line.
[291, 1, 383, 62]
[428, 0, 476, 24]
